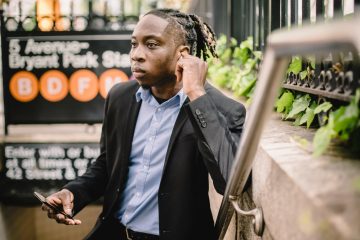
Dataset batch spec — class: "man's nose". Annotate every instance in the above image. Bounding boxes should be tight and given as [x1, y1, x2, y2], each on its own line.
[130, 46, 145, 62]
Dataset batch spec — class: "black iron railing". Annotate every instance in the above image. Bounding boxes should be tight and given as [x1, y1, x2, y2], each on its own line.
[230, 0, 360, 102]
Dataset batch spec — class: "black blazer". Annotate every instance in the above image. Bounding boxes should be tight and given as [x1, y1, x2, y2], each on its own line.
[64, 80, 246, 240]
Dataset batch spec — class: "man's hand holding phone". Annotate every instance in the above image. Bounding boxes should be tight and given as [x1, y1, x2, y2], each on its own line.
[36, 189, 81, 225]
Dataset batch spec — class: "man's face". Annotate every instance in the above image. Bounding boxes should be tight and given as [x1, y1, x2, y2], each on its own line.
[130, 14, 180, 89]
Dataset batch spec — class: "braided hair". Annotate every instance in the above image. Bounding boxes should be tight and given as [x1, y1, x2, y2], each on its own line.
[145, 8, 218, 61]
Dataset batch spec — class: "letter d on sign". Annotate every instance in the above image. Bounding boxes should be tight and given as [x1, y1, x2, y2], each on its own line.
[9, 71, 39, 102]
[40, 70, 69, 102]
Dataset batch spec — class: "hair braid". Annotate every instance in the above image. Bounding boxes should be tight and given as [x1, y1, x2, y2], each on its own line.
[145, 8, 218, 61]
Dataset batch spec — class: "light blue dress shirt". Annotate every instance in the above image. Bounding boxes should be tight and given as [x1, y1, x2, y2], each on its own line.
[116, 86, 187, 235]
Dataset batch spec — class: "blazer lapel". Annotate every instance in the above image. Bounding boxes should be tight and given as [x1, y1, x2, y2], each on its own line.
[121, 96, 142, 161]
[162, 98, 190, 177]
[111, 89, 141, 179]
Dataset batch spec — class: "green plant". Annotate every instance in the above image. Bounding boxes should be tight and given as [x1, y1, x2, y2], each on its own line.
[209, 36, 360, 157]
[207, 35, 262, 100]
[287, 55, 315, 81]
[281, 56, 360, 156]
[313, 89, 360, 156]
[276, 90, 333, 129]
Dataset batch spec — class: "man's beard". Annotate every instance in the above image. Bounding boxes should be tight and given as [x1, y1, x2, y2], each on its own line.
[140, 84, 151, 89]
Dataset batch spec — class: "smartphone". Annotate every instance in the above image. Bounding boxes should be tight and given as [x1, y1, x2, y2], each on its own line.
[33, 191, 74, 220]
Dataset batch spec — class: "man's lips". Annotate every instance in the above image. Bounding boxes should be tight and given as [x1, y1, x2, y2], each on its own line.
[131, 67, 146, 78]
[131, 66, 145, 73]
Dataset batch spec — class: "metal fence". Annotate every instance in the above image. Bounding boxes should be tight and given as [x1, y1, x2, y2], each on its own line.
[229, 0, 360, 103]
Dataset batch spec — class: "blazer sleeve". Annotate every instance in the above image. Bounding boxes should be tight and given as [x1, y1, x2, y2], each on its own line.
[63, 94, 110, 214]
[184, 86, 246, 194]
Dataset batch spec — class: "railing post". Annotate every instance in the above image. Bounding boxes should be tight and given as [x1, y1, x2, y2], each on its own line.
[302, 0, 310, 22]
[291, 0, 298, 25]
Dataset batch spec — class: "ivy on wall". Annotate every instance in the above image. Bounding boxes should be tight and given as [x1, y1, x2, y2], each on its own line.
[208, 36, 360, 156]
[207, 35, 262, 101]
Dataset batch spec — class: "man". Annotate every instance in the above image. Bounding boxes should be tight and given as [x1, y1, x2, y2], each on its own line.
[42, 8, 246, 240]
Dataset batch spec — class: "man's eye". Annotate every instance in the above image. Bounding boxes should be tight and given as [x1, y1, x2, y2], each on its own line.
[131, 42, 137, 48]
[147, 43, 157, 48]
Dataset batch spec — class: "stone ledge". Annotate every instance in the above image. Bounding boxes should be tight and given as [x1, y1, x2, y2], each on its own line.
[251, 113, 360, 240]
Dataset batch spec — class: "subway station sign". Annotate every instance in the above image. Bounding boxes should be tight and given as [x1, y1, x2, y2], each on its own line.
[0, 142, 100, 204]
[1, 29, 132, 128]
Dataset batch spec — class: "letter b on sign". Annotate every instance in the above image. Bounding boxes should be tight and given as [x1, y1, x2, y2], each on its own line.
[9, 71, 39, 102]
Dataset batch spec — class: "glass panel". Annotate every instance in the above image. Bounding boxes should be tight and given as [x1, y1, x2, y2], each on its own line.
[106, 0, 122, 17]
[310, 0, 316, 22]
[37, 0, 54, 31]
[92, 0, 106, 16]
[72, 0, 89, 16]
[124, 0, 141, 17]
[343, 0, 354, 15]
[325, 0, 334, 19]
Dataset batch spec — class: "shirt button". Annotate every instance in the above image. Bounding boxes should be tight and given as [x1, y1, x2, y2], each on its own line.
[136, 193, 140, 197]
[157, 108, 163, 112]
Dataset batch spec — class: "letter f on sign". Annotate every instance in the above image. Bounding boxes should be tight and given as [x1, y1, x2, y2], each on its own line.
[69, 69, 98, 102]
[78, 77, 90, 95]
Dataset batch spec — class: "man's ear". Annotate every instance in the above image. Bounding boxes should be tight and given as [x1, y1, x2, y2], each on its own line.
[178, 45, 190, 55]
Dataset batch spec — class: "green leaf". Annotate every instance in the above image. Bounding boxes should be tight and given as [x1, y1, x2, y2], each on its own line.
[287, 56, 302, 74]
[355, 88, 360, 104]
[286, 94, 311, 119]
[230, 37, 238, 47]
[215, 34, 227, 55]
[292, 135, 310, 149]
[238, 74, 257, 96]
[212, 65, 231, 87]
[276, 91, 294, 114]
[220, 48, 232, 63]
[333, 103, 359, 135]
[245, 84, 256, 98]
[300, 107, 315, 128]
[300, 70, 307, 80]
[232, 70, 257, 97]
[294, 114, 303, 126]
[353, 177, 360, 193]
[253, 51, 262, 60]
[314, 102, 332, 114]
[232, 47, 250, 65]
[240, 36, 253, 50]
[307, 55, 316, 69]
[313, 126, 334, 157]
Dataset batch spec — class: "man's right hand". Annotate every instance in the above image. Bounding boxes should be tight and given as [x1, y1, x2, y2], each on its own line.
[41, 189, 82, 225]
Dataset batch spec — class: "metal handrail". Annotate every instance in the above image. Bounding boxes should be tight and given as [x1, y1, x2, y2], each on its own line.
[215, 16, 360, 239]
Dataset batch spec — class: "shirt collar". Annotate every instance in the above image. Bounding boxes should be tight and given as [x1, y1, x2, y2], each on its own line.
[135, 87, 187, 107]
[135, 86, 151, 102]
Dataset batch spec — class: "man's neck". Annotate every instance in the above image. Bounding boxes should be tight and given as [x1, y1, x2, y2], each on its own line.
[150, 81, 182, 100]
